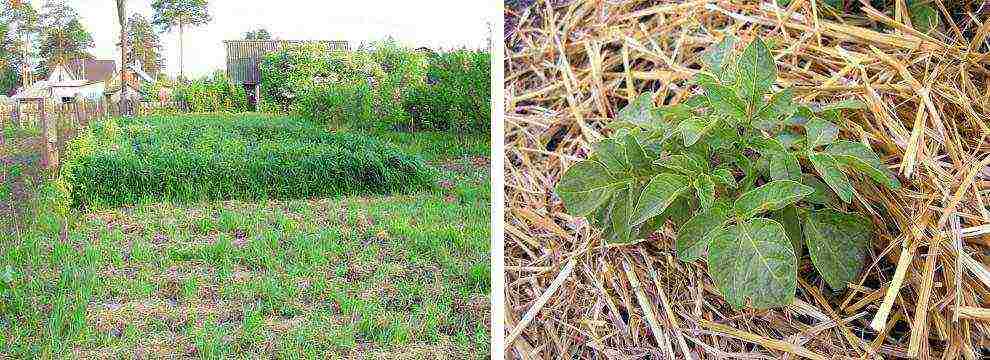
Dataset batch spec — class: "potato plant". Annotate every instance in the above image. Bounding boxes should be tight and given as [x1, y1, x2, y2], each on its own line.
[556, 38, 900, 309]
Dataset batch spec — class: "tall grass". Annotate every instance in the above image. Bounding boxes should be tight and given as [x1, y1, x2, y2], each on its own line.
[61, 114, 436, 208]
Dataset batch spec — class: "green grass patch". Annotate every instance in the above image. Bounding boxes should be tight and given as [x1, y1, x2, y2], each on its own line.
[63, 114, 436, 208]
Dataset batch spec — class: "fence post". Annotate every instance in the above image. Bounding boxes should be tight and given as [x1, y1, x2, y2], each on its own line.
[39, 100, 49, 171]
[0, 103, 5, 147]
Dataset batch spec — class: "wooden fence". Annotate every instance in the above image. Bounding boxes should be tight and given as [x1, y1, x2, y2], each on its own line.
[0, 99, 188, 172]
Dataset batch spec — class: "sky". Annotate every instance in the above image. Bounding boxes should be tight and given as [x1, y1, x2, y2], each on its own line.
[37, 0, 494, 78]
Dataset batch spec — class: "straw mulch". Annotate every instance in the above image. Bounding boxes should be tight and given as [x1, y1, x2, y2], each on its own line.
[503, 1, 989, 358]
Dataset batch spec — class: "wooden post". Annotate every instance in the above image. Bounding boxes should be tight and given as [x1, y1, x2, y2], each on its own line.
[0, 103, 5, 147]
[39, 100, 49, 170]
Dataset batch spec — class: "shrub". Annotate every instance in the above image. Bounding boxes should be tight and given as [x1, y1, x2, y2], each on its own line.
[296, 82, 375, 129]
[259, 44, 386, 114]
[173, 72, 249, 113]
[62, 114, 435, 208]
[403, 50, 491, 133]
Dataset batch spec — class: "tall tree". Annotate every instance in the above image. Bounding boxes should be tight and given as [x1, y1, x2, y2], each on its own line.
[36, 1, 94, 76]
[117, 0, 127, 91]
[1, 0, 39, 90]
[126, 14, 164, 76]
[243, 28, 271, 40]
[151, 0, 211, 81]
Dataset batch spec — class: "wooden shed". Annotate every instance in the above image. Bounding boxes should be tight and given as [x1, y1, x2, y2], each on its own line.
[223, 40, 350, 106]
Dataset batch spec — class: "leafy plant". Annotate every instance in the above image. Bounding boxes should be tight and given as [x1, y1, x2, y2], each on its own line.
[555, 38, 900, 309]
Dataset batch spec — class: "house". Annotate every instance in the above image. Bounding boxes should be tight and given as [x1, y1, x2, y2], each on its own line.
[106, 60, 159, 102]
[224, 39, 350, 107]
[12, 59, 116, 103]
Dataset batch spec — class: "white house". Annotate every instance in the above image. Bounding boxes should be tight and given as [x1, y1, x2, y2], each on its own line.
[12, 59, 116, 103]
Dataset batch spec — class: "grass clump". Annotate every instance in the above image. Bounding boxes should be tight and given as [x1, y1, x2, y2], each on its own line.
[62, 114, 436, 208]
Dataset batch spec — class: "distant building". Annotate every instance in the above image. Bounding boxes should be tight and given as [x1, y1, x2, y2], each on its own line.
[223, 39, 350, 106]
[106, 60, 159, 102]
[12, 59, 116, 103]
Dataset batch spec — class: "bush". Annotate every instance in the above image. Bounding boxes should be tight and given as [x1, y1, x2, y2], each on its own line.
[296, 82, 375, 128]
[403, 50, 491, 133]
[259, 41, 490, 134]
[259, 43, 386, 115]
[62, 114, 436, 208]
[173, 72, 249, 113]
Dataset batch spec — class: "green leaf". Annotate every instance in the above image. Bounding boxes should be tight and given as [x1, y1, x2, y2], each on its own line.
[805, 117, 838, 149]
[803, 209, 871, 290]
[694, 175, 717, 210]
[808, 152, 855, 203]
[709, 218, 797, 309]
[734, 38, 776, 110]
[751, 137, 801, 181]
[825, 140, 901, 189]
[704, 36, 736, 75]
[801, 174, 836, 205]
[772, 205, 803, 257]
[676, 202, 730, 261]
[623, 134, 653, 173]
[755, 88, 797, 130]
[556, 160, 623, 216]
[654, 154, 704, 176]
[595, 138, 631, 177]
[662, 195, 695, 227]
[698, 73, 748, 121]
[711, 168, 737, 188]
[616, 92, 656, 127]
[632, 173, 691, 226]
[610, 186, 637, 243]
[678, 117, 709, 147]
[733, 180, 813, 219]
[908, 1, 939, 33]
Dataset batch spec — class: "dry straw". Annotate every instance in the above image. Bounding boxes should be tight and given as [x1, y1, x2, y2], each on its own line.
[504, 0, 989, 358]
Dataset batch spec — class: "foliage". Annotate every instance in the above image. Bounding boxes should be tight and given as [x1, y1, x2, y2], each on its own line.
[126, 13, 164, 76]
[259, 43, 366, 113]
[243, 27, 272, 40]
[403, 50, 491, 133]
[172, 71, 249, 113]
[295, 81, 375, 129]
[62, 114, 436, 208]
[36, 2, 94, 76]
[555, 38, 900, 309]
[151, 0, 212, 31]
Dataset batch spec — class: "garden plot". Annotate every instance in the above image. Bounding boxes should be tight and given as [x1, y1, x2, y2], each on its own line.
[1, 113, 491, 358]
[63, 114, 436, 208]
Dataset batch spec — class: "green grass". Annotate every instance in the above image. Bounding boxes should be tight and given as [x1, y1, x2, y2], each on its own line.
[0, 113, 491, 358]
[64, 114, 436, 208]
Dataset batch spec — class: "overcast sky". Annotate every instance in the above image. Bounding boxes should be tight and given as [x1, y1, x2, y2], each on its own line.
[39, 0, 494, 78]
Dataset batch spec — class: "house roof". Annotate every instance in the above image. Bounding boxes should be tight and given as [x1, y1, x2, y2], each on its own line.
[66, 59, 117, 82]
[223, 40, 350, 84]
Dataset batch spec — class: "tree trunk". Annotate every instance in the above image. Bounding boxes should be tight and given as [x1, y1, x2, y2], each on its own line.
[179, 22, 185, 81]
[118, 0, 128, 103]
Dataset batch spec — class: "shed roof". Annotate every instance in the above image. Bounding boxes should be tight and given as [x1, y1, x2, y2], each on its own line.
[224, 40, 350, 85]
[66, 59, 116, 82]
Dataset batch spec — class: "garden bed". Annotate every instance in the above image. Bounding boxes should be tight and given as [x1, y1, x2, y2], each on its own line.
[63, 114, 436, 208]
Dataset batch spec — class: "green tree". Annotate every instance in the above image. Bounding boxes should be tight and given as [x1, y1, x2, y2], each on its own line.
[127, 14, 164, 75]
[36, 1, 94, 76]
[1, 0, 39, 93]
[151, 0, 212, 80]
[243, 27, 271, 40]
